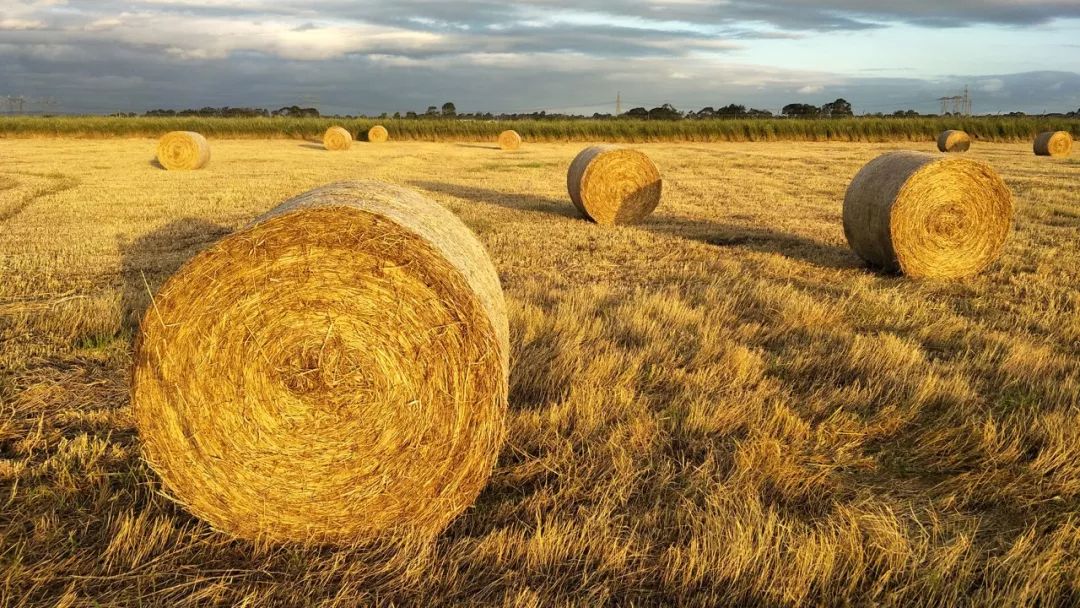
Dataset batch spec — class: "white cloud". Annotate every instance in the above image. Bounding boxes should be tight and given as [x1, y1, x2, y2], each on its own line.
[978, 78, 1005, 92]
[798, 84, 824, 94]
[0, 18, 47, 30]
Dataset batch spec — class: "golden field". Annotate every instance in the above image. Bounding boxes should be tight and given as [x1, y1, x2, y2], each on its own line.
[1, 138, 1078, 606]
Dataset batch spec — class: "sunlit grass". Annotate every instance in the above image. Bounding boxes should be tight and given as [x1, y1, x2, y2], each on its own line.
[0, 139, 1078, 605]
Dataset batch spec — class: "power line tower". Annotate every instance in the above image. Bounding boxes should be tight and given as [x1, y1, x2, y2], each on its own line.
[616, 91, 622, 116]
[938, 86, 972, 116]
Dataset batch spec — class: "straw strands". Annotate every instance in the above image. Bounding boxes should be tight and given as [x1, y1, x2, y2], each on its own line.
[155, 131, 210, 170]
[937, 130, 971, 153]
[567, 145, 662, 225]
[843, 151, 1013, 279]
[1034, 131, 1073, 157]
[132, 180, 509, 544]
[368, 125, 389, 143]
[498, 130, 522, 150]
[323, 126, 353, 151]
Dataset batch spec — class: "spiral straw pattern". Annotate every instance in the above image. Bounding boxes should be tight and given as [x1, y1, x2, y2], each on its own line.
[567, 145, 663, 225]
[498, 130, 522, 151]
[323, 126, 353, 151]
[132, 181, 509, 544]
[843, 151, 1013, 279]
[1034, 131, 1073, 157]
[368, 125, 389, 143]
[155, 131, 210, 170]
[937, 130, 971, 153]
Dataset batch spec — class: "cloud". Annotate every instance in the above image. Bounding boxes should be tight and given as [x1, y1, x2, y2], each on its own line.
[0, 18, 47, 30]
[0, 1, 1078, 114]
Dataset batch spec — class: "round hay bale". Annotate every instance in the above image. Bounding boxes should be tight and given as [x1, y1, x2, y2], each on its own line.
[132, 180, 509, 544]
[156, 131, 210, 170]
[843, 151, 1013, 279]
[368, 125, 389, 143]
[498, 130, 522, 151]
[937, 130, 971, 153]
[567, 145, 662, 225]
[1034, 131, 1073, 157]
[323, 126, 353, 151]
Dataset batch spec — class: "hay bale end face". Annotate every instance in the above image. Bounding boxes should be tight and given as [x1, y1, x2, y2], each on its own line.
[132, 181, 509, 544]
[498, 130, 522, 150]
[368, 125, 389, 143]
[323, 126, 353, 151]
[156, 131, 210, 170]
[1034, 131, 1073, 157]
[843, 151, 1013, 279]
[937, 130, 971, 153]
[567, 145, 662, 225]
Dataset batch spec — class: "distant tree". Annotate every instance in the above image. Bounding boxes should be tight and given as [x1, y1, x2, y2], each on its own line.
[891, 109, 919, 118]
[821, 98, 853, 117]
[393, 111, 401, 119]
[406, 111, 418, 119]
[648, 103, 681, 120]
[425, 106, 439, 117]
[782, 103, 820, 118]
[717, 104, 747, 118]
[693, 106, 716, 119]
[441, 102, 456, 117]
[747, 108, 773, 117]
[625, 107, 649, 118]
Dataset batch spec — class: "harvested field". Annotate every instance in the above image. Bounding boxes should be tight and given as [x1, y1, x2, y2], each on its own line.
[1, 139, 1078, 606]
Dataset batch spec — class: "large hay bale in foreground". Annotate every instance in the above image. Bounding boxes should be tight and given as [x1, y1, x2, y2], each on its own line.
[368, 125, 389, 143]
[156, 131, 210, 170]
[498, 130, 522, 150]
[843, 151, 1013, 279]
[323, 126, 353, 151]
[567, 145, 662, 225]
[1034, 131, 1073, 157]
[937, 130, 971, 153]
[132, 181, 509, 544]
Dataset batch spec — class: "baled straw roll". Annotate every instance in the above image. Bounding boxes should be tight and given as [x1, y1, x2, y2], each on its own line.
[368, 125, 389, 143]
[1034, 131, 1073, 157]
[156, 131, 210, 170]
[498, 130, 522, 150]
[132, 181, 509, 544]
[937, 130, 971, 153]
[843, 151, 1013, 279]
[323, 126, 353, 151]
[567, 145, 662, 225]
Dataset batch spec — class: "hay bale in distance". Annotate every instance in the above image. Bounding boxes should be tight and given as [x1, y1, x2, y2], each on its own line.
[156, 131, 210, 170]
[1034, 131, 1073, 157]
[498, 130, 522, 151]
[843, 151, 1013, 279]
[368, 125, 389, 143]
[937, 130, 971, 153]
[567, 145, 662, 225]
[323, 126, 353, 151]
[132, 181, 509, 544]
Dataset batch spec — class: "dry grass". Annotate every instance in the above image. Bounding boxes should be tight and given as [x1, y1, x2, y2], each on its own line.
[1, 138, 1078, 606]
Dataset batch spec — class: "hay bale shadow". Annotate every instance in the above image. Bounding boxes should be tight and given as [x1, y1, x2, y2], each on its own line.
[149, 159, 164, 169]
[299, 143, 326, 150]
[643, 215, 861, 271]
[410, 181, 577, 219]
[119, 218, 232, 333]
[454, 143, 501, 150]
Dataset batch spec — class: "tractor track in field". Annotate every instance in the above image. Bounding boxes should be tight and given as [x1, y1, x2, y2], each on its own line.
[0, 171, 81, 224]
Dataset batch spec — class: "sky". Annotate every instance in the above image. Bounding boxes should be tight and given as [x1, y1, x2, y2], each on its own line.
[1, 1, 1079, 116]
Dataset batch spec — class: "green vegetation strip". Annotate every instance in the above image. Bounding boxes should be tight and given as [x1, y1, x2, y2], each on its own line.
[2, 116, 1078, 143]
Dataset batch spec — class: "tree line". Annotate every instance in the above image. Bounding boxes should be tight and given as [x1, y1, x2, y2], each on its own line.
[120, 100, 1080, 120]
